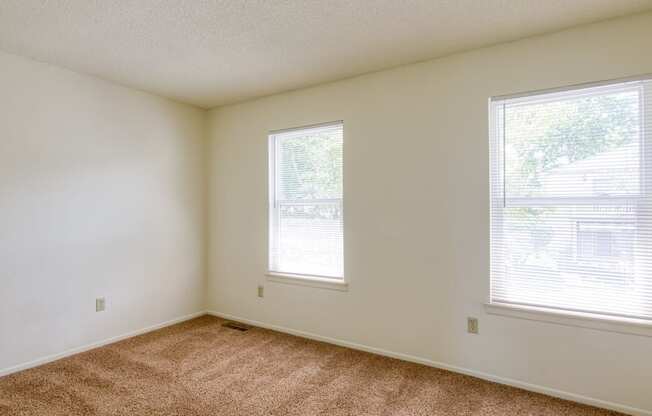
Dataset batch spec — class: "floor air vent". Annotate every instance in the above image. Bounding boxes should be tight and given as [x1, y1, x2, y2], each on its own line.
[222, 321, 252, 332]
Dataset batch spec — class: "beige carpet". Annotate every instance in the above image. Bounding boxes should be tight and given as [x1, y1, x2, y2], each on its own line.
[0, 315, 621, 415]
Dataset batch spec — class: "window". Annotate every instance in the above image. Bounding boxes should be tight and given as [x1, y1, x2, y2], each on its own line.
[489, 77, 652, 322]
[268, 122, 344, 280]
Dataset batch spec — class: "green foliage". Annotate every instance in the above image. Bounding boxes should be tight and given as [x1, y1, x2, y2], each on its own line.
[278, 133, 343, 200]
[505, 90, 640, 194]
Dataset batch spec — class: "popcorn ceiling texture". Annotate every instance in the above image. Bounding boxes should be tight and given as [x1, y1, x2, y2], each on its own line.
[0, 316, 621, 416]
[0, 0, 651, 108]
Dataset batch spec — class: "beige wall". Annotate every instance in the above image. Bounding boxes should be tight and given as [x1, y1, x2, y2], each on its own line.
[207, 12, 652, 414]
[0, 51, 207, 372]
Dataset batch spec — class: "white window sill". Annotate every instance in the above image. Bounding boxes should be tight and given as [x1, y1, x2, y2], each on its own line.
[484, 302, 652, 337]
[266, 272, 348, 291]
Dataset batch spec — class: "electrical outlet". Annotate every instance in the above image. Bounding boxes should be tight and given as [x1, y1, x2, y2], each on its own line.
[257, 285, 264, 298]
[467, 317, 478, 334]
[96, 297, 106, 312]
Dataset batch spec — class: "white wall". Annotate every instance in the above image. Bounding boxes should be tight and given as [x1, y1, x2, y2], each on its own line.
[207, 12, 652, 414]
[0, 51, 206, 372]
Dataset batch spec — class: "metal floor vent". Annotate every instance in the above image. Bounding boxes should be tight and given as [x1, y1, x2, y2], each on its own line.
[222, 321, 252, 332]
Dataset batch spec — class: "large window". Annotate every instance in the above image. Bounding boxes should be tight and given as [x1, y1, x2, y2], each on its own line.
[490, 77, 652, 321]
[268, 122, 343, 279]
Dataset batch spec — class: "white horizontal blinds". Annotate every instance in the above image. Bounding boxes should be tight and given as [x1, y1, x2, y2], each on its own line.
[490, 77, 652, 320]
[269, 122, 343, 278]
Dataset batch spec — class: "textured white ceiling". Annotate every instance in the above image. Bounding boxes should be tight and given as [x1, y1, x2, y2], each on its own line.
[1, 1, 651, 108]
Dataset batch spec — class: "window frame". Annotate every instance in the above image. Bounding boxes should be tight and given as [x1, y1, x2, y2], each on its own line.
[487, 75, 652, 336]
[266, 121, 347, 290]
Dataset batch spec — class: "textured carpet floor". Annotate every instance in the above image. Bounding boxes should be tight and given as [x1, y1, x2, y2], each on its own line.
[0, 315, 622, 416]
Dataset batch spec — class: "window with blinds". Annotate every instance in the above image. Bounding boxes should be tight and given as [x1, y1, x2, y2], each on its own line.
[490, 77, 652, 321]
[268, 122, 343, 279]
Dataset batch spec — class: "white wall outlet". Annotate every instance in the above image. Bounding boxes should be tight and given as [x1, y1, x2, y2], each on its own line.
[467, 317, 478, 334]
[96, 297, 106, 312]
[257, 285, 264, 298]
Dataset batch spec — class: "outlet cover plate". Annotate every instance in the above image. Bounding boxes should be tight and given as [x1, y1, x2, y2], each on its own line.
[467, 317, 478, 334]
[96, 297, 106, 312]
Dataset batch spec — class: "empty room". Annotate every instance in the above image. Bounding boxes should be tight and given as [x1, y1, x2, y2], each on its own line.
[2, 1, 652, 415]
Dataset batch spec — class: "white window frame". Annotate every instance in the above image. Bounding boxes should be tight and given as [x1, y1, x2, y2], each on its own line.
[486, 75, 652, 337]
[266, 121, 347, 291]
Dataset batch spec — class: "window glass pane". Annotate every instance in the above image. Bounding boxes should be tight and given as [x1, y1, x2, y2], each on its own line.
[504, 88, 641, 199]
[275, 202, 343, 277]
[277, 128, 343, 201]
[497, 204, 643, 316]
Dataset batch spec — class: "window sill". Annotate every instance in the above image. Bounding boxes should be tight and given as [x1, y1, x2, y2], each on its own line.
[484, 302, 652, 337]
[266, 272, 348, 291]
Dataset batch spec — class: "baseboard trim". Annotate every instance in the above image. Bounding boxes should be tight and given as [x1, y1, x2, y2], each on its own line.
[207, 310, 650, 416]
[0, 311, 205, 378]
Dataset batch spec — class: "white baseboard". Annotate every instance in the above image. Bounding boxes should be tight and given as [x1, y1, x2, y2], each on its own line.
[207, 310, 650, 416]
[0, 311, 205, 378]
